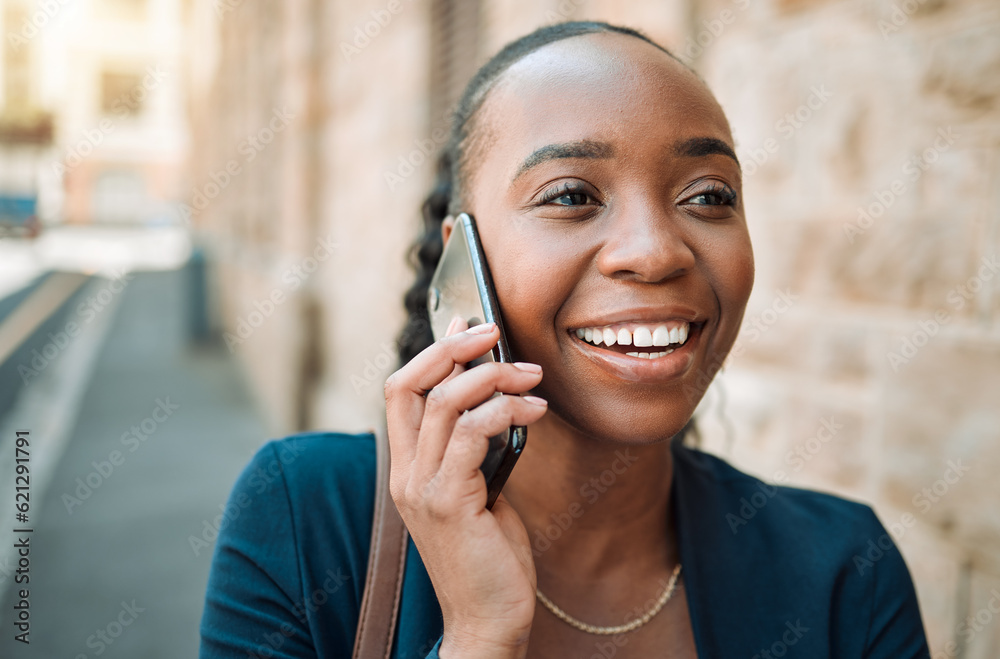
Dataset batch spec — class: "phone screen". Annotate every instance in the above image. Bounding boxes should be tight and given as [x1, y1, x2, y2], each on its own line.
[427, 213, 527, 509]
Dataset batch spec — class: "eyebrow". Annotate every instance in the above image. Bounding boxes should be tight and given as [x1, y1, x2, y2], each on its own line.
[511, 135, 741, 183]
[512, 139, 614, 181]
[674, 137, 740, 166]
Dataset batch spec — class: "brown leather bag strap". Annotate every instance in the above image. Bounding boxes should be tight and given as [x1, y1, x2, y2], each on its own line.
[353, 422, 409, 659]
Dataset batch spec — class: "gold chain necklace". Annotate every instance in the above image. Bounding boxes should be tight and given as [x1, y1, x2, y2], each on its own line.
[535, 564, 682, 635]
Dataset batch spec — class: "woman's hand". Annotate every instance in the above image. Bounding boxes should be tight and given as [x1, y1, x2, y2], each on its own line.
[384, 317, 547, 658]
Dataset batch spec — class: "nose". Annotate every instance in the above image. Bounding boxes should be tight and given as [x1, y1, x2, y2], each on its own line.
[594, 197, 695, 283]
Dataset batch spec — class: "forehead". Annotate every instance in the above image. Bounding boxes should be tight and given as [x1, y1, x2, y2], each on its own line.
[472, 32, 732, 174]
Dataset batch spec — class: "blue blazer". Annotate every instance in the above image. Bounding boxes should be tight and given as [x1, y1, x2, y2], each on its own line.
[199, 432, 930, 658]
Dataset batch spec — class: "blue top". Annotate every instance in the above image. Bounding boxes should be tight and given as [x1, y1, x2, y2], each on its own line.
[199, 431, 930, 658]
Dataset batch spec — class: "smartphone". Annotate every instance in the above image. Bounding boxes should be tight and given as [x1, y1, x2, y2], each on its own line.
[427, 212, 527, 509]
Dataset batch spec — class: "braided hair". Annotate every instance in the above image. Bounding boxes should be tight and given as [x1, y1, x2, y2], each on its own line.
[396, 21, 690, 366]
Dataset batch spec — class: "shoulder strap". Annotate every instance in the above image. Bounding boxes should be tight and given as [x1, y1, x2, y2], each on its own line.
[353, 423, 409, 659]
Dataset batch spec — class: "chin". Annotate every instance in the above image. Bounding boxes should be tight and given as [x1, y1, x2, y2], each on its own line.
[540, 390, 696, 447]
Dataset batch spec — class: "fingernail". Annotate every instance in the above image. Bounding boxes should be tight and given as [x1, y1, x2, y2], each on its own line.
[513, 362, 542, 374]
[522, 395, 548, 406]
[445, 316, 461, 336]
[466, 322, 496, 335]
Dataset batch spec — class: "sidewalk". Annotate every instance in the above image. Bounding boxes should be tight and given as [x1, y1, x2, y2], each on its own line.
[1, 267, 269, 658]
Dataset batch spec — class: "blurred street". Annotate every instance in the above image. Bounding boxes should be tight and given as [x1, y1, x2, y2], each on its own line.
[0, 255, 267, 658]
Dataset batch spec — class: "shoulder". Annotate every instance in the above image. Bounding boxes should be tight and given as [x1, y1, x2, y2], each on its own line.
[673, 438, 883, 550]
[672, 439, 929, 657]
[243, 430, 378, 500]
[200, 431, 380, 657]
[239, 430, 379, 574]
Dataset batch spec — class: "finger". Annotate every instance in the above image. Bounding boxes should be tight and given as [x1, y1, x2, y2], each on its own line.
[441, 316, 470, 386]
[433, 394, 548, 503]
[414, 361, 543, 480]
[445, 315, 469, 337]
[384, 323, 500, 468]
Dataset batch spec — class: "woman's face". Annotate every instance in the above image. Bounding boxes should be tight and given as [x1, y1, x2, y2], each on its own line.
[451, 32, 754, 444]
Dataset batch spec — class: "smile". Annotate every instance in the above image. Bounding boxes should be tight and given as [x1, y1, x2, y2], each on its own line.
[570, 320, 691, 359]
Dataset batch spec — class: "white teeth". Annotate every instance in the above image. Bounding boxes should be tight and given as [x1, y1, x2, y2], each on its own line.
[573, 322, 691, 349]
[625, 349, 674, 359]
[632, 327, 653, 347]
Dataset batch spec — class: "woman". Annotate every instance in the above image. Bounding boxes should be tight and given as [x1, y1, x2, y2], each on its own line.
[200, 21, 930, 659]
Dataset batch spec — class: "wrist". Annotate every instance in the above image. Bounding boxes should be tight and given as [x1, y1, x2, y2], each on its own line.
[439, 626, 531, 659]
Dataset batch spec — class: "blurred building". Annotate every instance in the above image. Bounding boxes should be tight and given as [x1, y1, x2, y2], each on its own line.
[0, 0, 55, 233]
[188, 0, 1000, 656]
[1, 0, 189, 226]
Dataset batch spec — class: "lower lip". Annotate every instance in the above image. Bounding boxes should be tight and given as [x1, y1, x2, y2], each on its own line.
[567, 325, 703, 384]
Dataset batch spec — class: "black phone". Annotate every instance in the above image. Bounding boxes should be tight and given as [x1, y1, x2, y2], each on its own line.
[427, 212, 527, 509]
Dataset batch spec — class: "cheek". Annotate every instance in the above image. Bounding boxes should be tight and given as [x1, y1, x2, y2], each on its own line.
[478, 222, 587, 358]
[704, 228, 755, 340]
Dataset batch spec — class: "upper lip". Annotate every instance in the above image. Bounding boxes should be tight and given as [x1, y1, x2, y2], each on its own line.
[566, 305, 705, 330]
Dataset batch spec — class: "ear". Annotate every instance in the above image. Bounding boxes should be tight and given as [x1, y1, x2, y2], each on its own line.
[441, 215, 455, 246]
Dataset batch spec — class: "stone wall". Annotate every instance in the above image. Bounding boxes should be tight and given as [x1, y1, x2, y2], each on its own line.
[689, 0, 1000, 656]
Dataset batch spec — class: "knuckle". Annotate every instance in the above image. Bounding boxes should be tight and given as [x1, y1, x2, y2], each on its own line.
[453, 409, 479, 435]
[383, 373, 398, 399]
[402, 479, 424, 506]
[423, 385, 450, 411]
[423, 487, 452, 521]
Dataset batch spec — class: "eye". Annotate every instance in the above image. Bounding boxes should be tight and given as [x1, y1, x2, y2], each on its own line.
[539, 181, 597, 207]
[685, 182, 737, 207]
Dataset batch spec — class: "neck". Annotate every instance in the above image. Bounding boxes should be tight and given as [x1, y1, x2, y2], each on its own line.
[502, 410, 678, 584]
